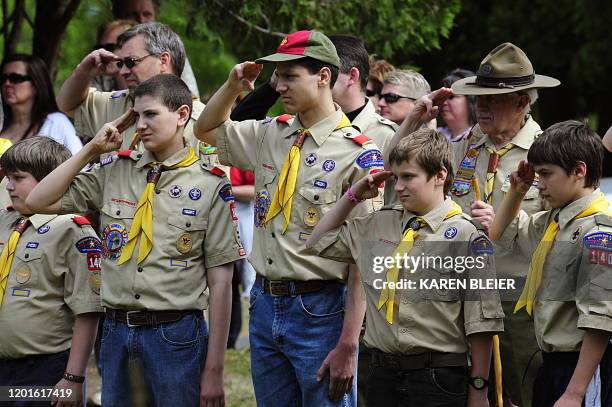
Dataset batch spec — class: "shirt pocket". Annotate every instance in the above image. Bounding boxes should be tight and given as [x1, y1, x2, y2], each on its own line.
[166, 214, 208, 258]
[417, 266, 463, 302]
[296, 186, 340, 229]
[100, 202, 136, 261]
[12, 249, 43, 288]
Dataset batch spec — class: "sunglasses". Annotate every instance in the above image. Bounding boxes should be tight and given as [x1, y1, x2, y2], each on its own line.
[93, 43, 118, 52]
[366, 89, 379, 97]
[116, 54, 154, 69]
[1, 73, 32, 84]
[379, 93, 416, 104]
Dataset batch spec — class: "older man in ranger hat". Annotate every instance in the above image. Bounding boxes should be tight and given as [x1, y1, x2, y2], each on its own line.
[387, 42, 560, 407]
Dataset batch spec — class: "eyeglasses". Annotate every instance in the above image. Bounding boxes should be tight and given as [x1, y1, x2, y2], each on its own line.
[0, 73, 32, 84]
[366, 89, 378, 97]
[93, 43, 118, 52]
[116, 54, 155, 69]
[379, 93, 416, 103]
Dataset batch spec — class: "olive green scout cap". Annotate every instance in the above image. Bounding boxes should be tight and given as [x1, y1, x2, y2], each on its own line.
[255, 30, 341, 68]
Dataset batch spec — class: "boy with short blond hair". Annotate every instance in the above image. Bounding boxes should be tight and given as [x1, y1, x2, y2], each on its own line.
[491, 120, 612, 406]
[307, 128, 504, 406]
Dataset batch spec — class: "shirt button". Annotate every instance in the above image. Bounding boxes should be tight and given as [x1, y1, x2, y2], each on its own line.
[313, 195, 319, 201]
[402, 297, 408, 304]
[135, 294, 140, 299]
[24, 253, 29, 259]
[267, 258, 273, 265]
[271, 232, 276, 238]
[116, 210, 121, 216]
[136, 154, 142, 159]
[137, 267, 143, 272]
[186, 222, 192, 227]
[155, 189, 161, 194]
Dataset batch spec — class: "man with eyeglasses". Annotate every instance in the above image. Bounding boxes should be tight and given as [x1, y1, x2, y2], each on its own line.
[57, 22, 208, 160]
[378, 70, 431, 126]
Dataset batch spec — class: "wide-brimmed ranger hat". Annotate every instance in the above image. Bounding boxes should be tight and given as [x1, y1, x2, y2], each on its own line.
[255, 30, 341, 69]
[452, 42, 560, 95]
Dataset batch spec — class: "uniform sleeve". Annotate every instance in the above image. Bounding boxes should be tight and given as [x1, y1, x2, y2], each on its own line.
[311, 214, 374, 264]
[72, 88, 119, 139]
[61, 223, 103, 315]
[463, 230, 505, 335]
[345, 141, 385, 219]
[512, 209, 549, 258]
[180, 57, 200, 98]
[59, 162, 107, 214]
[203, 178, 246, 268]
[577, 222, 612, 333]
[215, 119, 264, 171]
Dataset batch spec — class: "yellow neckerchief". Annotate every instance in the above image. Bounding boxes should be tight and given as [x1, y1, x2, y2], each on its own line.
[264, 113, 352, 233]
[515, 193, 611, 315]
[484, 143, 515, 204]
[118, 147, 199, 265]
[0, 217, 30, 307]
[377, 201, 462, 324]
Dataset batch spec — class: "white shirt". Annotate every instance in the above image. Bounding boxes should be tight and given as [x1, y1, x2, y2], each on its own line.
[38, 112, 82, 154]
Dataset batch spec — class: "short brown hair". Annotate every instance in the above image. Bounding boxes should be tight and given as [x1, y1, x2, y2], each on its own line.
[0, 137, 71, 181]
[388, 128, 454, 194]
[368, 57, 394, 95]
[528, 120, 604, 188]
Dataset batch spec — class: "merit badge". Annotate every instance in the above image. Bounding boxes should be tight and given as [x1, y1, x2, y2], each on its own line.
[255, 190, 271, 228]
[189, 188, 202, 200]
[169, 185, 183, 198]
[303, 207, 320, 227]
[304, 153, 318, 167]
[444, 227, 458, 239]
[89, 270, 101, 295]
[470, 235, 494, 255]
[100, 155, 114, 167]
[355, 149, 384, 169]
[570, 226, 582, 243]
[177, 233, 193, 254]
[101, 222, 128, 260]
[75, 236, 102, 253]
[15, 267, 31, 284]
[314, 179, 327, 189]
[219, 184, 235, 202]
[26, 242, 39, 249]
[322, 160, 336, 172]
[37, 225, 50, 234]
[451, 180, 471, 197]
[583, 232, 612, 251]
[11, 288, 30, 297]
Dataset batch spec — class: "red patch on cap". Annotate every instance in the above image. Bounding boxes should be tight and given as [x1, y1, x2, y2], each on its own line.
[277, 30, 311, 56]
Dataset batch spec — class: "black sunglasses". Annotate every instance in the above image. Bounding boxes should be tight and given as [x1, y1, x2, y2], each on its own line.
[93, 43, 118, 52]
[116, 54, 154, 69]
[0, 73, 32, 84]
[379, 93, 416, 103]
[366, 89, 379, 97]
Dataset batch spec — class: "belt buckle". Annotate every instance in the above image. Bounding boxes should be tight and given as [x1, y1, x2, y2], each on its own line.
[126, 310, 141, 328]
[268, 280, 286, 297]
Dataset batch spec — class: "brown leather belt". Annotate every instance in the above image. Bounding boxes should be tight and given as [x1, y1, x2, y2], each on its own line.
[256, 274, 342, 297]
[370, 350, 468, 370]
[106, 308, 200, 327]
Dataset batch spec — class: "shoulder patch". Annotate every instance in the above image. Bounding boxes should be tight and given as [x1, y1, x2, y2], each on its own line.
[210, 167, 225, 177]
[110, 89, 129, 99]
[583, 232, 612, 251]
[276, 114, 294, 124]
[470, 235, 494, 255]
[355, 149, 384, 169]
[218, 183, 235, 202]
[72, 216, 92, 227]
[593, 214, 612, 228]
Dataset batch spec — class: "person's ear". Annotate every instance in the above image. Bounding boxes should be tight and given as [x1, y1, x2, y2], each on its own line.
[435, 167, 448, 187]
[516, 94, 530, 111]
[159, 52, 172, 74]
[573, 161, 587, 180]
[347, 67, 360, 86]
[176, 104, 190, 127]
[319, 67, 331, 88]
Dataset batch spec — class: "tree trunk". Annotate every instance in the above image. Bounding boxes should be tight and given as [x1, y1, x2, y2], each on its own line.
[3, 0, 25, 57]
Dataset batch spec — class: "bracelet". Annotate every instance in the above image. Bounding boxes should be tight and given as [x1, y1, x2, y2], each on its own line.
[63, 372, 85, 383]
[346, 187, 364, 204]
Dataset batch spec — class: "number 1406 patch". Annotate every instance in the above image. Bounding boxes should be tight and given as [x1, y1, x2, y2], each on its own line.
[589, 249, 612, 267]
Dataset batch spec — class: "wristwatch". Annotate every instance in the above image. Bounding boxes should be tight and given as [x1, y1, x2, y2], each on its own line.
[63, 372, 85, 383]
[468, 376, 489, 390]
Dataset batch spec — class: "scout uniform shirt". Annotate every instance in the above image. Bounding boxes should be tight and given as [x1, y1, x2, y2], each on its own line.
[72, 88, 220, 166]
[450, 117, 544, 282]
[0, 209, 103, 359]
[59, 145, 244, 311]
[216, 107, 384, 281]
[512, 189, 612, 352]
[311, 198, 505, 354]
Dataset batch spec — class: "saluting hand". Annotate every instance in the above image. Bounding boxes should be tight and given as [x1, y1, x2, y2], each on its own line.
[407, 87, 453, 125]
[76, 49, 120, 77]
[350, 170, 394, 201]
[89, 108, 136, 155]
[229, 62, 263, 92]
[509, 160, 536, 195]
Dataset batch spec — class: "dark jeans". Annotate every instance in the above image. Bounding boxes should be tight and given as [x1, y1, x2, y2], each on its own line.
[0, 350, 70, 407]
[366, 353, 468, 407]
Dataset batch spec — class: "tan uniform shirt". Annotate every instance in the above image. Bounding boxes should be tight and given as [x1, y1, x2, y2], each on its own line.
[312, 198, 504, 354]
[59, 146, 244, 310]
[216, 107, 384, 281]
[450, 117, 545, 283]
[0, 210, 103, 359]
[513, 190, 612, 352]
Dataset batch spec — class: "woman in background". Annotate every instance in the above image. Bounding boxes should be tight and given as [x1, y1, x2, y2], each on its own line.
[438, 68, 477, 142]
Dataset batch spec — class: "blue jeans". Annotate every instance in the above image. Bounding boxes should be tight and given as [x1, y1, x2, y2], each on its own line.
[100, 312, 208, 407]
[249, 279, 357, 407]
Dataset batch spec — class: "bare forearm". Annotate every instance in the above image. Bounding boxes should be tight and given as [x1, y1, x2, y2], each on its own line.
[195, 81, 242, 146]
[306, 195, 356, 249]
[469, 333, 493, 378]
[65, 313, 100, 376]
[336, 266, 365, 350]
[564, 329, 611, 398]
[57, 68, 92, 115]
[490, 187, 524, 240]
[233, 185, 255, 202]
[26, 142, 98, 213]
[204, 264, 233, 372]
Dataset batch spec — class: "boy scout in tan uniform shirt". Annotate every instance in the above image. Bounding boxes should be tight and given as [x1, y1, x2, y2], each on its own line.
[59, 145, 243, 310]
[0, 209, 103, 359]
[312, 197, 505, 354]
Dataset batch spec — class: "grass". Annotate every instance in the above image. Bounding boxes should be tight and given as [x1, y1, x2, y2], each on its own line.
[225, 348, 256, 407]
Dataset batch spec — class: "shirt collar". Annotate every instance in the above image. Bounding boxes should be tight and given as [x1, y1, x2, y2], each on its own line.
[472, 116, 541, 151]
[556, 189, 602, 228]
[400, 198, 455, 234]
[29, 213, 58, 229]
[281, 104, 347, 146]
[135, 141, 191, 168]
[350, 99, 376, 132]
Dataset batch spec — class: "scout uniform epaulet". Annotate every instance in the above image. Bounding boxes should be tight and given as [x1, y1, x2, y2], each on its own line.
[380, 204, 403, 212]
[346, 133, 374, 147]
[209, 166, 226, 177]
[71, 216, 91, 227]
[109, 89, 129, 100]
[276, 114, 294, 124]
[593, 214, 612, 227]
[116, 150, 141, 161]
[377, 116, 397, 129]
[466, 216, 486, 232]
